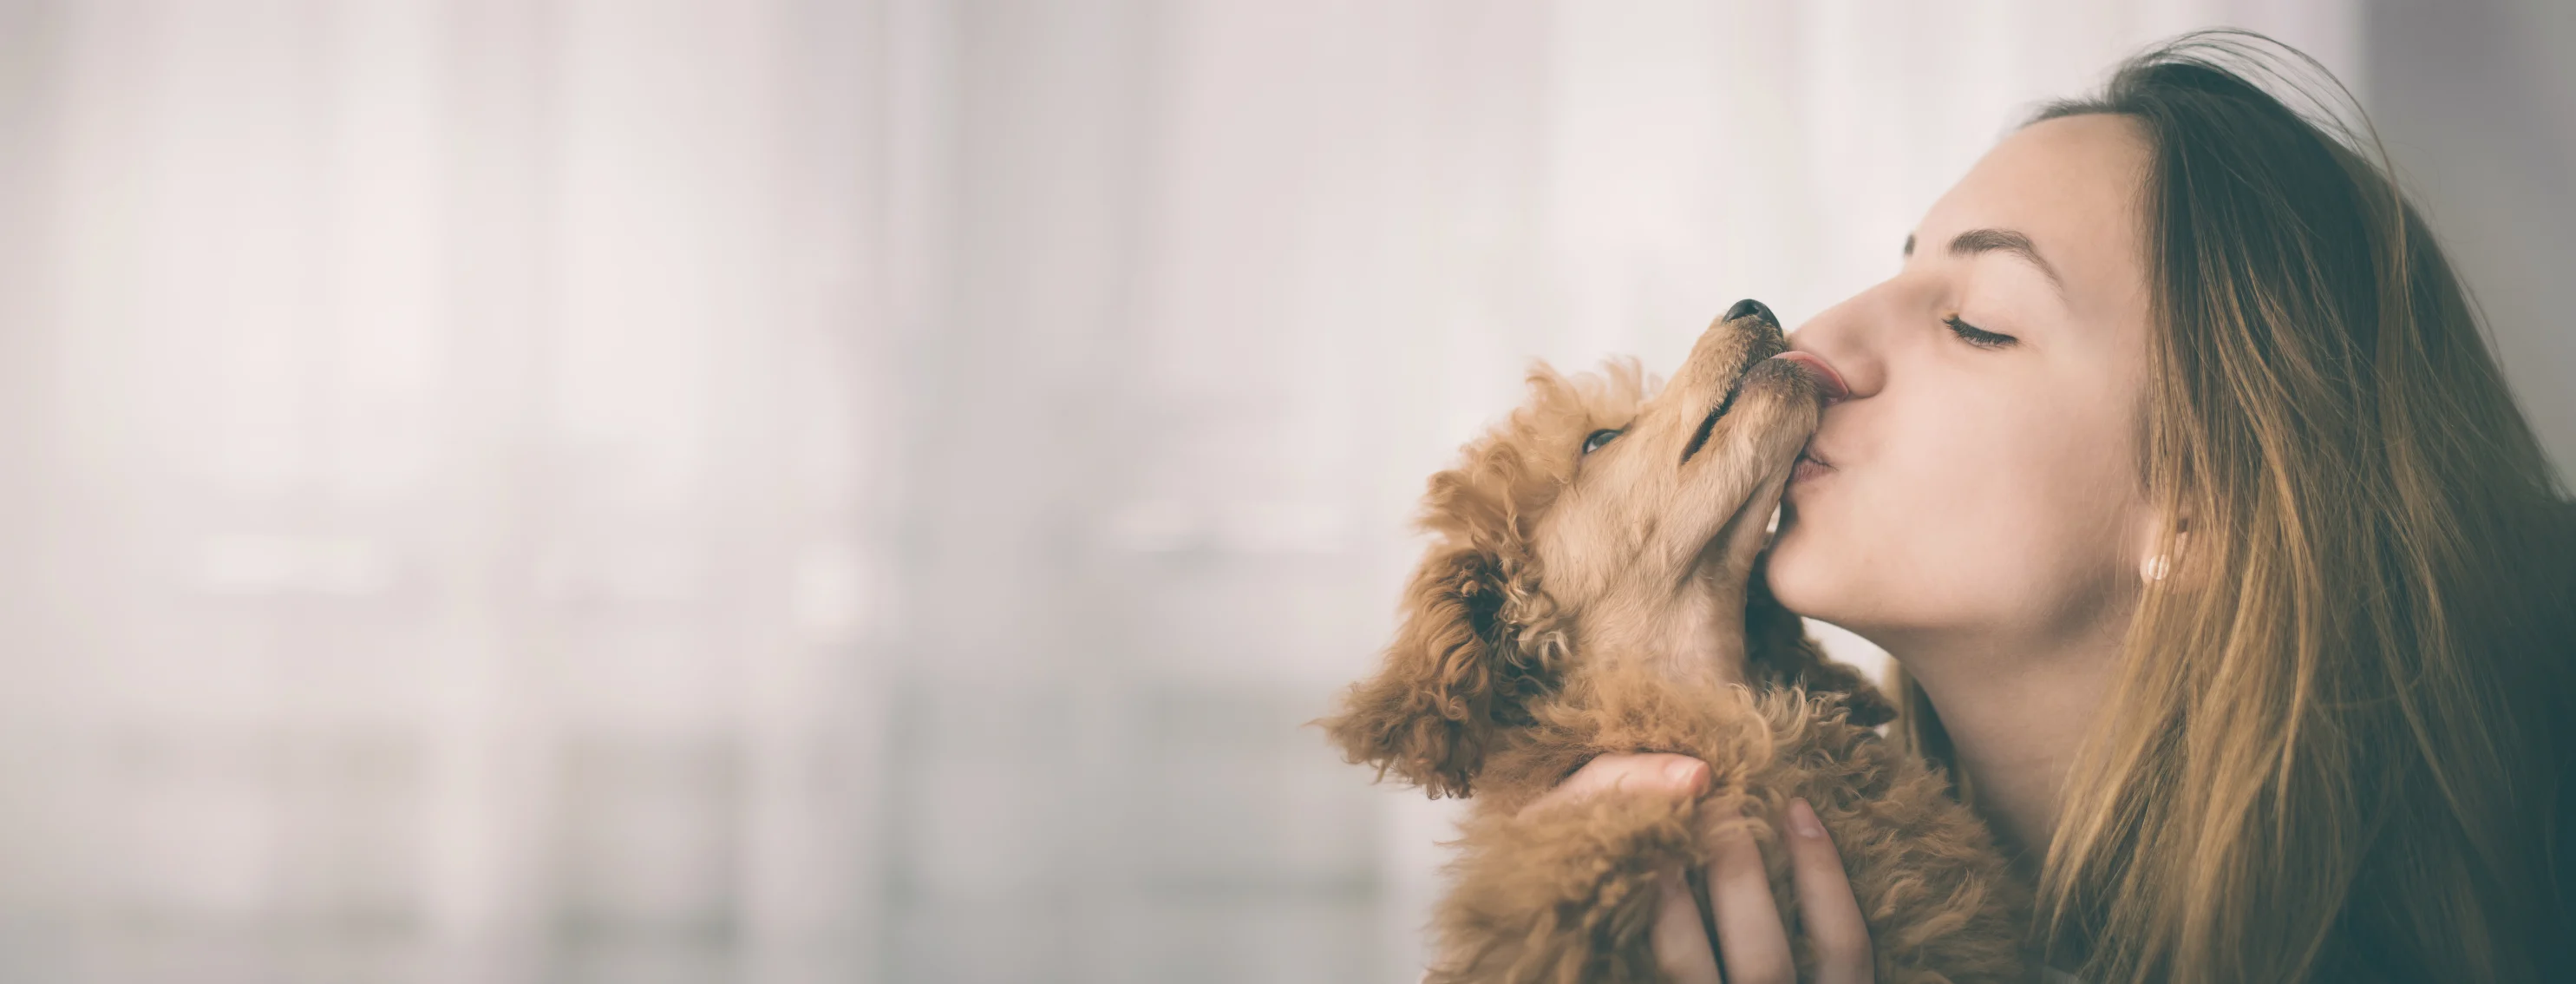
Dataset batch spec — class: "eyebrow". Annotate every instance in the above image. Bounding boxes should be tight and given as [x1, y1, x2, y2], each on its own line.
[1902, 228, 2066, 293]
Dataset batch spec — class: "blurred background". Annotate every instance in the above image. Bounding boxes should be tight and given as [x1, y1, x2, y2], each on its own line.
[0, 1, 2565, 982]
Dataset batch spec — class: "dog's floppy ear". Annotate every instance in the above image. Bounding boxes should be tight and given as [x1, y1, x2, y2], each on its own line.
[1320, 542, 1551, 797]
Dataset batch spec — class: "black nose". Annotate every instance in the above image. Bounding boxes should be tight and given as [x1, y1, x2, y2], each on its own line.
[1725, 298, 1775, 325]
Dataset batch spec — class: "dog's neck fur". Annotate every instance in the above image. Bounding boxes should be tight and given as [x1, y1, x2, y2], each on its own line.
[1564, 547, 1749, 693]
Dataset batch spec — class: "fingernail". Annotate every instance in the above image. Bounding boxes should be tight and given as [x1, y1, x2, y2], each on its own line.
[1788, 797, 1826, 838]
[1664, 758, 1709, 794]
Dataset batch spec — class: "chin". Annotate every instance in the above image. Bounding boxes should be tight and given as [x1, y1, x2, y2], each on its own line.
[1762, 515, 1847, 621]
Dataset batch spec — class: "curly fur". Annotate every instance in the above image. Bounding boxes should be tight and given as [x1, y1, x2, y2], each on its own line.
[1322, 310, 2032, 982]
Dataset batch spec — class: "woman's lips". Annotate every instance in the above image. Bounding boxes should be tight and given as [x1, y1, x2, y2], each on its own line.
[1790, 441, 1834, 485]
[1768, 351, 1849, 402]
[1791, 454, 1834, 485]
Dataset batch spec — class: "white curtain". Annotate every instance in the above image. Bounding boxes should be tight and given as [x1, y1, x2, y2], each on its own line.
[0, 2, 2359, 982]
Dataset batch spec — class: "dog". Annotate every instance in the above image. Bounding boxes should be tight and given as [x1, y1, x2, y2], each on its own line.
[1322, 301, 2031, 983]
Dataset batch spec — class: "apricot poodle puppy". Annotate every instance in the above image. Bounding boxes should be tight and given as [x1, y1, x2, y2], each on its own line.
[1323, 302, 2030, 983]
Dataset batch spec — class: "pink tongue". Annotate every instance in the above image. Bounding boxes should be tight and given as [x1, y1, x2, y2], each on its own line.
[1769, 351, 1849, 401]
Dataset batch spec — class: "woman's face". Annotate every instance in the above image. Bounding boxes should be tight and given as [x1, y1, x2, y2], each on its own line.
[1766, 114, 2163, 658]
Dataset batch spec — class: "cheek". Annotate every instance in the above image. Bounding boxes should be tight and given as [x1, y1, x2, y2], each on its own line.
[1533, 478, 1652, 599]
[1769, 375, 2137, 631]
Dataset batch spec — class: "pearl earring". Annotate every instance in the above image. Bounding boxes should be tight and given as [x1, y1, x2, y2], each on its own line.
[2141, 554, 2170, 582]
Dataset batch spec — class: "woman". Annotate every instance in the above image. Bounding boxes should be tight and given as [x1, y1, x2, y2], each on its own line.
[1534, 32, 2576, 983]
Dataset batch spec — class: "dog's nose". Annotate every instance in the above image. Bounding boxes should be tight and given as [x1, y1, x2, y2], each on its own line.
[1724, 298, 1775, 325]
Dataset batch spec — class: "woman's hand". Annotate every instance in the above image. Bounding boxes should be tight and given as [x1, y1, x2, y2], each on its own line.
[1522, 753, 1876, 984]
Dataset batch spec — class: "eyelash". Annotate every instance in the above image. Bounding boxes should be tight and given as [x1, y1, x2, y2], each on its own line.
[1944, 315, 2018, 350]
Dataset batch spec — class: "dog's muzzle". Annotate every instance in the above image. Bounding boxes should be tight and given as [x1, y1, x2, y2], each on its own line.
[1677, 300, 1788, 465]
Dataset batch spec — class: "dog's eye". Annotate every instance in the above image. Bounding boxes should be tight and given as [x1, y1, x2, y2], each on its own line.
[1581, 429, 1622, 455]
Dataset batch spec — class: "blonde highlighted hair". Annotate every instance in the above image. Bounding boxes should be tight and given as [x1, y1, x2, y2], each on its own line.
[1897, 31, 2576, 982]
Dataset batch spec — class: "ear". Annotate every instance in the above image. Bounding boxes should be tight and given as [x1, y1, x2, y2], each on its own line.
[1318, 544, 1549, 797]
[2134, 505, 2191, 584]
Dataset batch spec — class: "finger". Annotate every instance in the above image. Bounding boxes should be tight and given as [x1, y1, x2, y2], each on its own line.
[1706, 822, 1795, 984]
[1524, 753, 1710, 816]
[1651, 868, 1723, 984]
[1784, 798, 1874, 984]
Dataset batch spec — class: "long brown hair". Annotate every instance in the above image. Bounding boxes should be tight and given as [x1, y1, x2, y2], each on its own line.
[1894, 30, 2576, 982]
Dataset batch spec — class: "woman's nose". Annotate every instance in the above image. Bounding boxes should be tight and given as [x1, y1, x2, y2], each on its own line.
[1784, 298, 1886, 401]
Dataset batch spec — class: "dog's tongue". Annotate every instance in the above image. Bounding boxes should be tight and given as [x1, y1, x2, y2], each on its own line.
[1769, 351, 1849, 402]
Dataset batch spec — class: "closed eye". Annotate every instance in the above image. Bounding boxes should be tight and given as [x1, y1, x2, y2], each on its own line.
[1945, 314, 2018, 350]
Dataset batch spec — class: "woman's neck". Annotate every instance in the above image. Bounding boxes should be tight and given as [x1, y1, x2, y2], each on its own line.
[1882, 617, 2128, 878]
